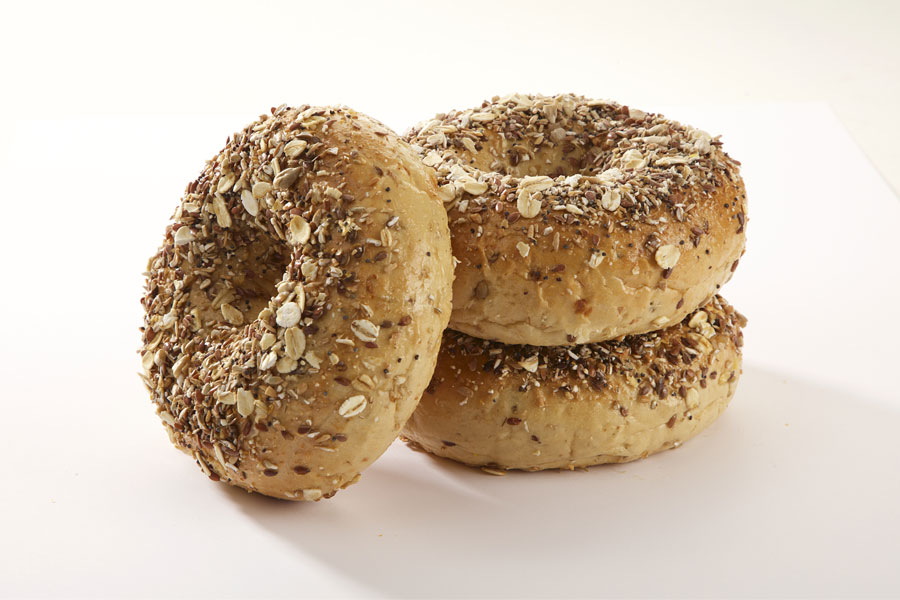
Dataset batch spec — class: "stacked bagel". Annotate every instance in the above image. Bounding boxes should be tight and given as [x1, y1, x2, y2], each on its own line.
[140, 95, 747, 500]
[401, 94, 747, 471]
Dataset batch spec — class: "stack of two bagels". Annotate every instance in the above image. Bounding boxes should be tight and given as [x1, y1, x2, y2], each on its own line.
[141, 95, 747, 501]
[401, 94, 748, 471]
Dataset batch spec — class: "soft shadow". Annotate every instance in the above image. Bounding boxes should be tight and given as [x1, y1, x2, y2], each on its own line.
[223, 365, 900, 599]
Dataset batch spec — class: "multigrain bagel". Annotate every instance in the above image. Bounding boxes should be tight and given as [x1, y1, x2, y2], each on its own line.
[140, 105, 453, 500]
[406, 94, 747, 346]
[402, 296, 745, 471]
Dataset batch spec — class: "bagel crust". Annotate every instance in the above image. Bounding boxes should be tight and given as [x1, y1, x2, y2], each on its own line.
[402, 296, 745, 471]
[140, 106, 453, 500]
[406, 94, 747, 345]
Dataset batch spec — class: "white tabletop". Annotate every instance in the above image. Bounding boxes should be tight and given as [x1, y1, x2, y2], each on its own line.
[2, 1, 900, 594]
[1, 101, 898, 598]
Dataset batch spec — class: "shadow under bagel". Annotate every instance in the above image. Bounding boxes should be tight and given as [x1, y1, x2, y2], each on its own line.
[218, 365, 900, 598]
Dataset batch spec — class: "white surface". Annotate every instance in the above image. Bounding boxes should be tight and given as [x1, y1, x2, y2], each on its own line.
[2, 0, 899, 195]
[2, 104, 899, 600]
[2, 2, 900, 598]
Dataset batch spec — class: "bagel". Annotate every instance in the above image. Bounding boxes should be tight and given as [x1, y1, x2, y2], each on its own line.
[406, 94, 747, 345]
[140, 105, 453, 500]
[402, 295, 745, 471]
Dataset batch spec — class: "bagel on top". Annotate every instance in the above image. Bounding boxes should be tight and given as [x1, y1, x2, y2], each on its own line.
[406, 94, 747, 346]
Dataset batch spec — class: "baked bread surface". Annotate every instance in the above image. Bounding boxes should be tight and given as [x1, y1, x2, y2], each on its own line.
[141, 105, 453, 500]
[406, 94, 747, 345]
[402, 295, 745, 470]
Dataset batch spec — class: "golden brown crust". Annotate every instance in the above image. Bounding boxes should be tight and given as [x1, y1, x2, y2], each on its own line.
[402, 296, 745, 471]
[140, 106, 453, 500]
[405, 94, 747, 345]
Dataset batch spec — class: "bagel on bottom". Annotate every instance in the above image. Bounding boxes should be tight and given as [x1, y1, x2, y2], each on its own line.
[402, 295, 745, 471]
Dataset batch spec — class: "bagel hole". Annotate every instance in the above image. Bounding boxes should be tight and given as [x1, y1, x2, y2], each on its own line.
[468, 135, 611, 179]
[200, 229, 292, 329]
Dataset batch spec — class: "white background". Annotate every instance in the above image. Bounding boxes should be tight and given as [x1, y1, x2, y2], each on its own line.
[1, 2, 899, 598]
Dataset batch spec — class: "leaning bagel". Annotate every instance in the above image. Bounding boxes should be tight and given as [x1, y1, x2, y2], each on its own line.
[406, 94, 747, 345]
[140, 105, 453, 500]
[402, 295, 745, 471]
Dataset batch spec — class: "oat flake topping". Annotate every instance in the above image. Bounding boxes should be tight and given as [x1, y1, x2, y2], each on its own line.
[406, 93, 744, 275]
[437, 295, 746, 400]
[139, 105, 413, 490]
